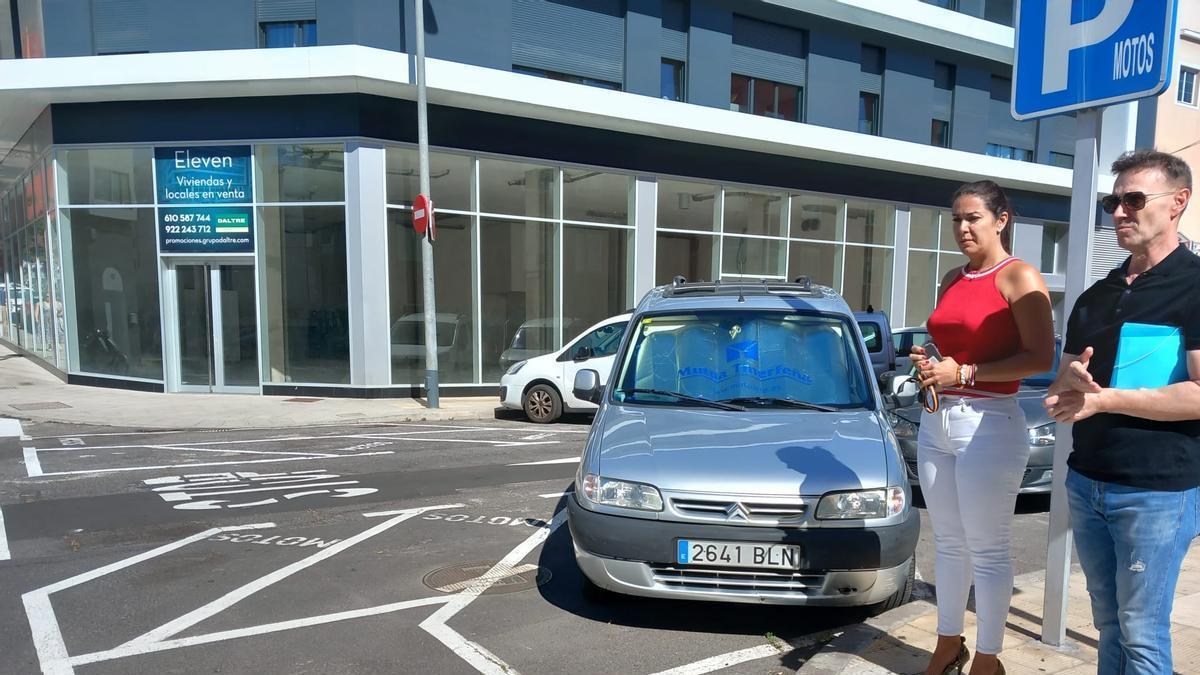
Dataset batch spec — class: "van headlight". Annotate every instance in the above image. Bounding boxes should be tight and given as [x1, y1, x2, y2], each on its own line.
[1028, 422, 1055, 447]
[506, 360, 526, 376]
[816, 487, 905, 519]
[885, 411, 918, 439]
[581, 474, 663, 511]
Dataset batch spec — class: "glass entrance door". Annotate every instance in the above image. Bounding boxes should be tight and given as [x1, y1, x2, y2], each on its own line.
[173, 262, 259, 392]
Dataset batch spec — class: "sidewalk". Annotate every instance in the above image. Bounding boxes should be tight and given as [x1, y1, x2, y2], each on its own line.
[800, 546, 1200, 674]
[0, 346, 502, 429]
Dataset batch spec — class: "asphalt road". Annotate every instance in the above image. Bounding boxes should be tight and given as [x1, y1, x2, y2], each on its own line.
[0, 414, 1053, 674]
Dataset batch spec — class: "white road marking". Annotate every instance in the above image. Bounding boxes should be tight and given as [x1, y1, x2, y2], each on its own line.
[22, 522, 275, 675]
[0, 417, 23, 437]
[60, 438, 85, 447]
[31, 450, 395, 477]
[508, 457, 580, 466]
[649, 644, 787, 675]
[433, 563, 541, 593]
[419, 507, 567, 675]
[23, 446, 43, 477]
[539, 491, 574, 498]
[123, 503, 463, 648]
[0, 505, 10, 561]
[68, 597, 451, 667]
[145, 445, 344, 458]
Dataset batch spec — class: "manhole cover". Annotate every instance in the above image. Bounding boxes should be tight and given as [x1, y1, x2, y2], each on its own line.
[423, 561, 551, 595]
[10, 401, 72, 411]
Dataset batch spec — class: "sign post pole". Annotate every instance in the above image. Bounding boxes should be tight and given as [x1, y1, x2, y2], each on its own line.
[1041, 107, 1101, 646]
[415, 0, 439, 408]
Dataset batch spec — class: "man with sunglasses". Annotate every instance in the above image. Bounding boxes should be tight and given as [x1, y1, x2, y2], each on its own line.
[1045, 149, 1200, 674]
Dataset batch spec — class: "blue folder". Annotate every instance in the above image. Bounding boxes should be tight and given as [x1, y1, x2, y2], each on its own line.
[1111, 323, 1189, 390]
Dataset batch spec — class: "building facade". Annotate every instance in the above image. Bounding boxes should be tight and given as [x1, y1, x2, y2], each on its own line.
[0, 0, 1135, 396]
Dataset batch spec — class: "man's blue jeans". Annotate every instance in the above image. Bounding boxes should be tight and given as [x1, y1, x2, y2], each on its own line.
[1066, 468, 1200, 674]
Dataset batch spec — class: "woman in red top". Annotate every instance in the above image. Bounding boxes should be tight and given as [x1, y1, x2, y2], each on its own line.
[913, 181, 1056, 675]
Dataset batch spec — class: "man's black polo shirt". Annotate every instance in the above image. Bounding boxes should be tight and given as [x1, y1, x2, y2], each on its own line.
[1065, 245, 1200, 491]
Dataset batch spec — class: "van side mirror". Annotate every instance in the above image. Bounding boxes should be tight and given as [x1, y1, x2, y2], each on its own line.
[573, 369, 602, 404]
[573, 345, 594, 362]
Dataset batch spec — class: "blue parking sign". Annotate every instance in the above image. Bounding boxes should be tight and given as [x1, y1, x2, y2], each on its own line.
[1013, 0, 1179, 120]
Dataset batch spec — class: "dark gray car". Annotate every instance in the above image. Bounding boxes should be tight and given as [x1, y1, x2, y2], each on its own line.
[567, 278, 919, 608]
[885, 348, 1060, 494]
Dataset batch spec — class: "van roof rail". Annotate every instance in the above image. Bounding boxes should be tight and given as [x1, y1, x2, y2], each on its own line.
[662, 276, 818, 298]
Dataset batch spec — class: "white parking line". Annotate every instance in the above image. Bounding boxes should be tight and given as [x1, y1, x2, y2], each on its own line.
[419, 508, 568, 675]
[508, 457, 579, 466]
[32, 451, 395, 477]
[69, 597, 450, 667]
[123, 503, 463, 648]
[23, 447, 43, 477]
[0, 505, 10, 561]
[23, 522, 276, 675]
[649, 644, 786, 675]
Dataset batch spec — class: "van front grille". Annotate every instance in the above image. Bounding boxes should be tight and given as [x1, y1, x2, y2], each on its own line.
[650, 564, 825, 594]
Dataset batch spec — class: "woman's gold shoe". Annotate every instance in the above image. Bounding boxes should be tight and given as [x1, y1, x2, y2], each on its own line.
[933, 636, 969, 675]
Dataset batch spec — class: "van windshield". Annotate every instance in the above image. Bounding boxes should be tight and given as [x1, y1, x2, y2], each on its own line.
[612, 311, 873, 409]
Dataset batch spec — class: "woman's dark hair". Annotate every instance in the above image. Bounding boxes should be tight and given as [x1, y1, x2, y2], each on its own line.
[952, 180, 1014, 251]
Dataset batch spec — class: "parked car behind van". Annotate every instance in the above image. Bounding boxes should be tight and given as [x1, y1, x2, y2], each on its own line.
[568, 278, 918, 608]
[853, 309, 896, 380]
[499, 313, 631, 423]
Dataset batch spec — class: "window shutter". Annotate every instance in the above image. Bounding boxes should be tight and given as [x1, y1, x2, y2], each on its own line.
[512, 0, 625, 85]
[256, 0, 317, 23]
[93, 0, 149, 55]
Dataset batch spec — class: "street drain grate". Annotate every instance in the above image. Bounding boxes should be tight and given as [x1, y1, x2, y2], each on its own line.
[423, 561, 551, 595]
[10, 401, 72, 411]
[284, 397, 323, 403]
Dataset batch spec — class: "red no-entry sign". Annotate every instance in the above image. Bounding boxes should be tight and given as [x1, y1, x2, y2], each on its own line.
[413, 194, 435, 241]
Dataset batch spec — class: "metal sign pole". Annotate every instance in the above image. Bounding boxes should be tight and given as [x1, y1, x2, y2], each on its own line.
[1042, 106, 1101, 646]
[415, 0, 439, 408]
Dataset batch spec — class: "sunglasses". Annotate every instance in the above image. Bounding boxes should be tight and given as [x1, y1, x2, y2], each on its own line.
[1100, 190, 1176, 214]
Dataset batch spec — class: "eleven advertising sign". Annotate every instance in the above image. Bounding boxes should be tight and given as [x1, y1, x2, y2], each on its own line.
[154, 146, 255, 254]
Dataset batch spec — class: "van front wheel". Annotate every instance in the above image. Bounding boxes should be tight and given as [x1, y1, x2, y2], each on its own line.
[523, 384, 563, 424]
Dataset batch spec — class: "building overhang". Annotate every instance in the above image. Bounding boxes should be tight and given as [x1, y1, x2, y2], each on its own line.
[0, 45, 1098, 196]
[761, 0, 1014, 64]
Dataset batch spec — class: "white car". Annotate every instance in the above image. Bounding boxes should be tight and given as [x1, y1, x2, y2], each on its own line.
[499, 313, 632, 423]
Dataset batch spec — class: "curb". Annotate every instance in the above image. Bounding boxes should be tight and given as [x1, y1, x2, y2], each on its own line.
[1, 407, 507, 431]
[796, 568, 1052, 674]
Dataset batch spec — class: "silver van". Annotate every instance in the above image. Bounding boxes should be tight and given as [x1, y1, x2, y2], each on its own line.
[567, 278, 918, 608]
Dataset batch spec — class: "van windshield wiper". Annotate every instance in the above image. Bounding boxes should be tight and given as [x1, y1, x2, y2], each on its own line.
[721, 396, 837, 412]
[621, 388, 745, 411]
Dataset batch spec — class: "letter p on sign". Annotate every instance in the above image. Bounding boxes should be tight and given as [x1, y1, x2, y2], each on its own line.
[1013, 0, 1178, 121]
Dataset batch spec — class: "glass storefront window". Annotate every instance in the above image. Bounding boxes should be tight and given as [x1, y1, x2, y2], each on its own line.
[723, 188, 784, 237]
[721, 236, 784, 278]
[387, 210, 475, 385]
[48, 212, 67, 370]
[563, 169, 630, 225]
[255, 144, 345, 203]
[258, 206, 350, 384]
[842, 245, 893, 314]
[657, 179, 717, 231]
[905, 251, 937, 327]
[564, 225, 632, 333]
[656, 231, 716, 285]
[479, 159, 556, 219]
[909, 207, 939, 250]
[846, 201, 894, 246]
[788, 241, 842, 290]
[385, 148, 472, 211]
[58, 147, 154, 206]
[480, 217, 555, 381]
[938, 252, 968, 280]
[62, 208, 163, 379]
[790, 194, 841, 242]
